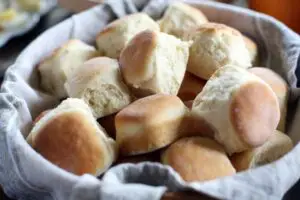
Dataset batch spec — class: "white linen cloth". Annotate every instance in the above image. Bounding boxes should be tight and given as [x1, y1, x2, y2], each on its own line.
[0, 0, 300, 199]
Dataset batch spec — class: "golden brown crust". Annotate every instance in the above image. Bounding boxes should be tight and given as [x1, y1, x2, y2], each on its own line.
[162, 137, 235, 182]
[230, 81, 280, 147]
[115, 94, 186, 155]
[118, 117, 184, 155]
[32, 111, 105, 175]
[120, 30, 157, 85]
[178, 72, 206, 101]
[96, 13, 144, 40]
[116, 94, 184, 124]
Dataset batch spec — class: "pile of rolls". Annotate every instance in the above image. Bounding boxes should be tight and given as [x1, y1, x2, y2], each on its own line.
[27, 2, 293, 182]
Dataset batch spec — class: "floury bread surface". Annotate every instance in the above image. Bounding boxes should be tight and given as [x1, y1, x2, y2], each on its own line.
[96, 13, 159, 58]
[38, 40, 98, 98]
[120, 30, 191, 97]
[158, 2, 208, 39]
[161, 137, 236, 182]
[65, 57, 132, 118]
[115, 94, 187, 155]
[27, 98, 117, 176]
[186, 23, 251, 80]
[192, 65, 280, 154]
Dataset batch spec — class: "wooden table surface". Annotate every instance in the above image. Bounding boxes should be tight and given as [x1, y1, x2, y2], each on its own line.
[0, 4, 300, 200]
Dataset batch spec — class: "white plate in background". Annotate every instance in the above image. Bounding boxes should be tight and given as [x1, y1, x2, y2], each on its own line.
[0, 0, 57, 47]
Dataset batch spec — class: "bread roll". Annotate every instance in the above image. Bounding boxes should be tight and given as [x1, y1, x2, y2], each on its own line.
[115, 94, 187, 155]
[186, 23, 251, 80]
[192, 65, 280, 154]
[161, 137, 236, 182]
[97, 113, 116, 139]
[248, 67, 288, 132]
[27, 98, 116, 176]
[38, 40, 98, 98]
[177, 72, 206, 101]
[243, 35, 258, 65]
[230, 130, 293, 171]
[120, 30, 190, 97]
[96, 13, 159, 59]
[65, 57, 132, 118]
[158, 2, 208, 39]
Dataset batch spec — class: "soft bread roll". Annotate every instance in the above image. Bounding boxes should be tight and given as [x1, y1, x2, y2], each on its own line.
[161, 137, 236, 182]
[115, 94, 187, 155]
[120, 30, 190, 97]
[230, 131, 293, 171]
[248, 67, 288, 132]
[243, 35, 258, 65]
[158, 2, 208, 39]
[96, 13, 159, 59]
[177, 72, 206, 101]
[65, 57, 132, 118]
[186, 23, 251, 80]
[27, 98, 116, 176]
[38, 40, 98, 98]
[192, 65, 280, 154]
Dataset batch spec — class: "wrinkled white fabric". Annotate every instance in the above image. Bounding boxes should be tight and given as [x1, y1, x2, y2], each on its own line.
[0, 0, 300, 200]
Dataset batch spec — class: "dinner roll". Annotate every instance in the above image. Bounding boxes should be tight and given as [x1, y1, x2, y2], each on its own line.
[243, 35, 258, 65]
[162, 137, 236, 182]
[27, 98, 116, 176]
[96, 13, 159, 59]
[158, 2, 208, 39]
[177, 72, 206, 101]
[186, 23, 251, 80]
[120, 30, 190, 97]
[65, 57, 132, 118]
[38, 40, 98, 98]
[192, 65, 280, 154]
[248, 67, 288, 132]
[230, 131, 293, 171]
[115, 94, 187, 155]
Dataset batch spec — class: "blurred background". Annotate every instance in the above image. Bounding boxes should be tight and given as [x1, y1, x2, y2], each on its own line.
[0, 0, 299, 199]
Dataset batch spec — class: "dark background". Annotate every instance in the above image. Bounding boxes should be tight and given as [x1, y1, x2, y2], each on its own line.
[0, 6, 299, 200]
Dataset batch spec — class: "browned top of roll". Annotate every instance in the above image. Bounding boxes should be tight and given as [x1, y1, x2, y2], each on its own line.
[162, 137, 235, 182]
